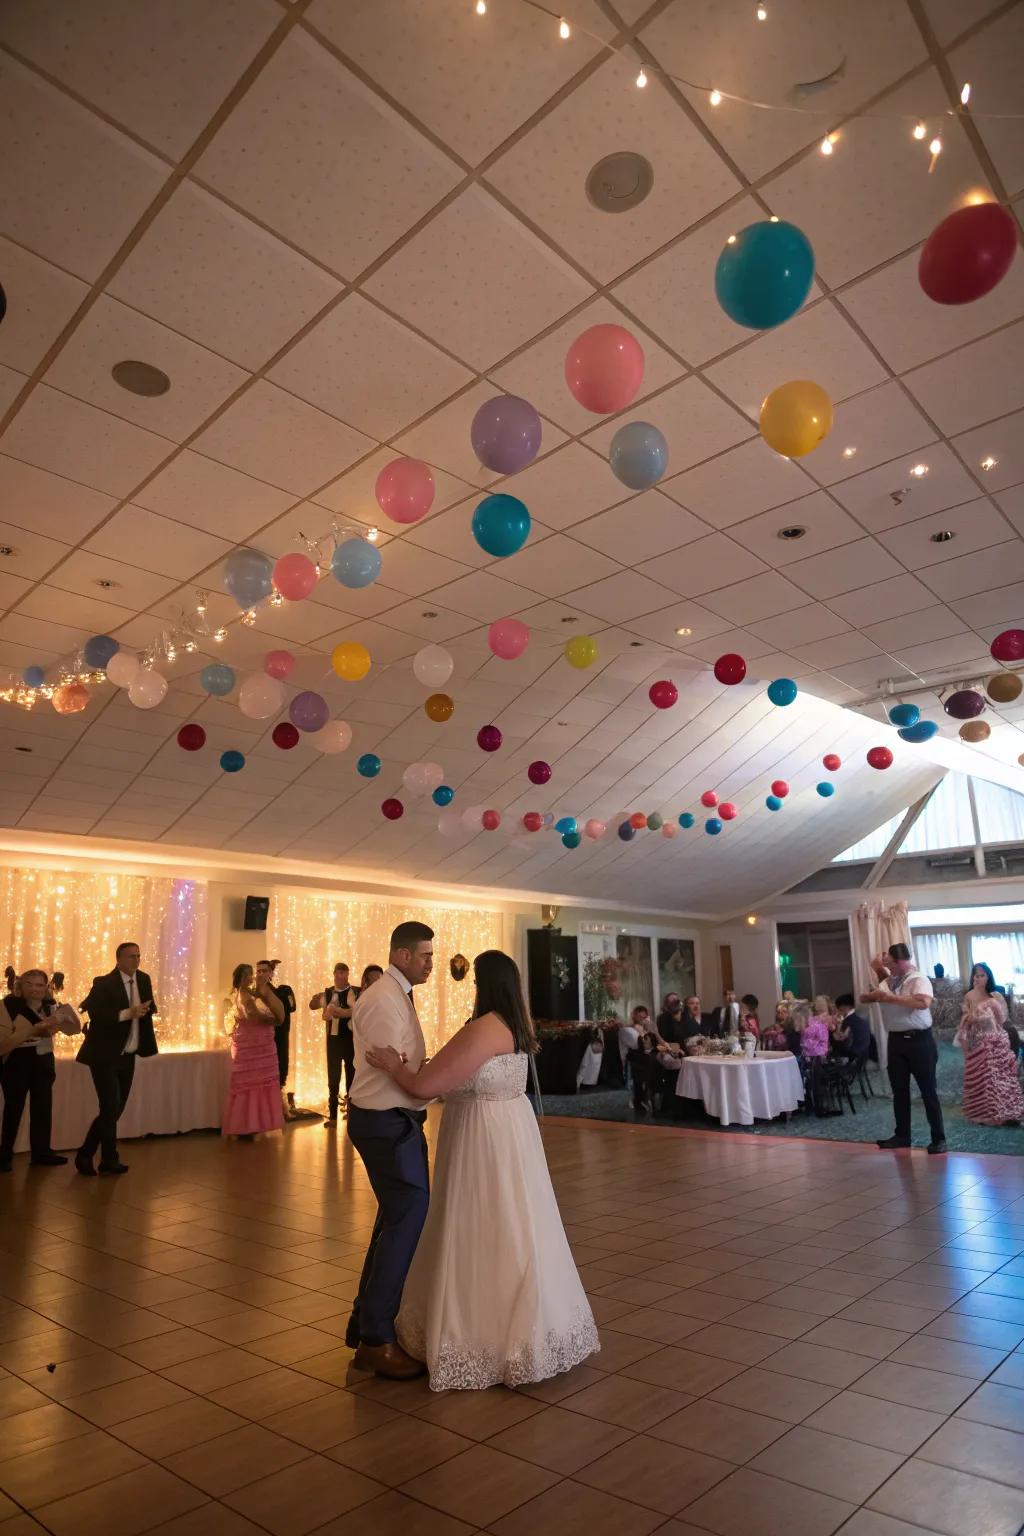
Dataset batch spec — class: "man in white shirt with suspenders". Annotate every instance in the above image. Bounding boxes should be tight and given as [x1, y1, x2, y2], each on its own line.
[862, 942, 946, 1154]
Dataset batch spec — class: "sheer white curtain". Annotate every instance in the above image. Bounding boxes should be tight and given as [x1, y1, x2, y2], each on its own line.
[834, 773, 1024, 863]
[912, 931, 959, 980]
[968, 933, 1024, 992]
[974, 780, 1024, 844]
[850, 901, 910, 1067]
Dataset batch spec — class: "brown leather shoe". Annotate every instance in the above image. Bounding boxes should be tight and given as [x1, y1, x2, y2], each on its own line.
[352, 1341, 425, 1380]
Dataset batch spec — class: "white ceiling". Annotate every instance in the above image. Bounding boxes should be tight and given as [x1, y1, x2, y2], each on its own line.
[0, 0, 1022, 916]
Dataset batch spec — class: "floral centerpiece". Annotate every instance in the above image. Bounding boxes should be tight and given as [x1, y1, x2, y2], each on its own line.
[684, 1036, 734, 1057]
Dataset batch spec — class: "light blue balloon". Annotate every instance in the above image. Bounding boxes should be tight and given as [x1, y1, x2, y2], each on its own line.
[767, 677, 798, 707]
[715, 219, 815, 330]
[432, 784, 454, 806]
[609, 421, 669, 490]
[888, 702, 921, 728]
[83, 634, 119, 669]
[555, 815, 577, 836]
[816, 781, 835, 798]
[678, 812, 695, 829]
[472, 494, 531, 558]
[22, 666, 44, 688]
[705, 818, 723, 836]
[898, 720, 939, 743]
[562, 830, 582, 849]
[224, 547, 273, 609]
[201, 663, 236, 696]
[220, 750, 245, 773]
[357, 752, 381, 778]
[332, 537, 381, 589]
[766, 795, 783, 811]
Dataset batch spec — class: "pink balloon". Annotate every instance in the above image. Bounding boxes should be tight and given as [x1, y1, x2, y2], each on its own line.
[273, 553, 318, 602]
[565, 324, 645, 415]
[375, 457, 435, 524]
[700, 789, 719, 808]
[488, 617, 530, 661]
[661, 821, 678, 840]
[264, 649, 295, 681]
[482, 809, 501, 831]
[584, 818, 606, 840]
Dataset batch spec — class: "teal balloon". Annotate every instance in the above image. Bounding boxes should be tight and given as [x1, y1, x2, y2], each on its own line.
[646, 812, 663, 831]
[224, 547, 273, 609]
[767, 677, 798, 707]
[220, 750, 245, 773]
[357, 753, 381, 778]
[432, 784, 454, 806]
[201, 663, 235, 696]
[562, 830, 582, 849]
[609, 422, 668, 490]
[84, 634, 119, 668]
[472, 494, 530, 558]
[678, 812, 695, 829]
[22, 666, 44, 687]
[555, 816, 577, 836]
[705, 817, 723, 835]
[816, 781, 835, 798]
[898, 720, 939, 743]
[332, 537, 381, 589]
[766, 795, 783, 811]
[888, 702, 920, 728]
[715, 219, 815, 330]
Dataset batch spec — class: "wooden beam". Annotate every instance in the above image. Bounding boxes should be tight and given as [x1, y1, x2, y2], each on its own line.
[862, 785, 939, 890]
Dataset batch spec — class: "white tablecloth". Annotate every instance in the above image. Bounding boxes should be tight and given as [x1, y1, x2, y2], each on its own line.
[676, 1051, 804, 1126]
[11, 1049, 232, 1153]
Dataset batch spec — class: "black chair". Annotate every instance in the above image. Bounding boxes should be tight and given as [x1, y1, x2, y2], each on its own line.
[820, 1056, 861, 1116]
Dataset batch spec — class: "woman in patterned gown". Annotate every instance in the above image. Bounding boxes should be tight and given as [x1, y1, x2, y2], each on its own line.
[365, 949, 599, 1392]
[956, 963, 1024, 1128]
[223, 964, 285, 1138]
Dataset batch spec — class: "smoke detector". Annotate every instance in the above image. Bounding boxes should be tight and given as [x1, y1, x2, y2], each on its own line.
[586, 152, 654, 213]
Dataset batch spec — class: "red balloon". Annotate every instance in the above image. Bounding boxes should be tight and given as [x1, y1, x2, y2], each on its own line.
[719, 802, 738, 821]
[527, 759, 552, 785]
[272, 721, 299, 750]
[177, 723, 206, 752]
[700, 789, 719, 808]
[522, 811, 543, 832]
[714, 652, 747, 686]
[918, 203, 1017, 306]
[649, 679, 678, 710]
[381, 797, 404, 820]
[822, 753, 841, 772]
[991, 628, 1024, 663]
[477, 724, 502, 752]
[867, 746, 893, 771]
[482, 809, 501, 831]
[629, 811, 647, 830]
[770, 780, 789, 798]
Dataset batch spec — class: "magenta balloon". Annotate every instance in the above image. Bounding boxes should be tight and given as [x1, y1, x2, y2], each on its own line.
[289, 690, 330, 732]
[273, 553, 318, 602]
[527, 760, 551, 785]
[477, 724, 503, 753]
[374, 457, 435, 524]
[488, 617, 530, 660]
[991, 628, 1024, 663]
[264, 649, 295, 681]
[471, 395, 542, 474]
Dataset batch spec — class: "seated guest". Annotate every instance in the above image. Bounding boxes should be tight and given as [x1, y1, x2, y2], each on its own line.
[627, 1029, 658, 1113]
[801, 998, 832, 1060]
[654, 993, 686, 1045]
[620, 1005, 650, 1083]
[740, 995, 760, 1040]
[711, 988, 741, 1036]
[833, 994, 871, 1060]
[933, 963, 945, 980]
[676, 995, 706, 1044]
[1, 968, 76, 1170]
[761, 1002, 790, 1051]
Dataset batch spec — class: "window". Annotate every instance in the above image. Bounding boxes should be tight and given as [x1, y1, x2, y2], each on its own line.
[968, 932, 1024, 991]
[912, 931, 958, 979]
[833, 773, 1024, 862]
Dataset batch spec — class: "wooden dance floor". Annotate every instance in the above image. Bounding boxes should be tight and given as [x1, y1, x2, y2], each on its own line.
[1, 1116, 1023, 1536]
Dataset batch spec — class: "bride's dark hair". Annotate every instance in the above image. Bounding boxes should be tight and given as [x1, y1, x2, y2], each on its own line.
[473, 949, 537, 1055]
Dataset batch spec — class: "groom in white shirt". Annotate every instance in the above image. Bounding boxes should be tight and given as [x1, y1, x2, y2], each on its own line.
[345, 920, 434, 1379]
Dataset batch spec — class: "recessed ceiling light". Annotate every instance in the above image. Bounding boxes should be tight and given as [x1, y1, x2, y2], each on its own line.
[709, 89, 722, 106]
[930, 530, 955, 543]
[560, 615, 578, 624]
[585, 152, 654, 214]
[980, 455, 998, 471]
[629, 641, 643, 648]
[910, 463, 929, 478]
[111, 359, 171, 397]
[94, 577, 119, 589]
[0, 545, 16, 557]
[420, 610, 438, 619]
[778, 525, 807, 540]
[726, 233, 737, 245]
[842, 446, 857, 459]
[675, 626, 692, 636]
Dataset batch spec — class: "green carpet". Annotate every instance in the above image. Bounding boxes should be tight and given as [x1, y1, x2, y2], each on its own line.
[538, 1045, 1024, 1156]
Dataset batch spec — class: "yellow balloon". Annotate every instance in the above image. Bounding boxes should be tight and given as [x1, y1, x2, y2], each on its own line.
[425, 692, 454, 722]
[565, 635, 597, 669]
[331, 641, 371, 682]
[759, 380, 834, 458]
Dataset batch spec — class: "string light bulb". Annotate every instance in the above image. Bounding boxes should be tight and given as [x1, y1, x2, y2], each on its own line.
[756, 3, 768, 18]
[475, 0, 486, 13]
[820, 132, 837, 155]
[213, 627, 226, 643]
[913, 121, 927, 140]
[241, 608, 257, 627]
[928, 136, 942, 172]
[367, 527, 380, 543]
[195, 594, 207, 615]
[559, 16, 570, 38]
[910, 463, 929, 478]
[960, 82, 971, 106]
[709, 88, 722, 106]
[980, 455, 997, 471]
[636, 67, 648, 88]
[270, 590, 284, 606]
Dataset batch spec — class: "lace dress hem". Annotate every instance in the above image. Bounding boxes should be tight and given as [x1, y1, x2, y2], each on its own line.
[399, 1307, 599, 1392]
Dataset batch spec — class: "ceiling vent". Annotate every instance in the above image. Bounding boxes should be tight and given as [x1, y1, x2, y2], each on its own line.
[586, 152, 654, 213]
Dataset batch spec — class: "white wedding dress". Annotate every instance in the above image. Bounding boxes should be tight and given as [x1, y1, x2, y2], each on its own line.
[397, 1050, 600, 1392]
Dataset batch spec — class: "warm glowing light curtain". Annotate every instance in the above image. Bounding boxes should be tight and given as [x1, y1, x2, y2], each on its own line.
[266, 892, 503, 1104]
[0, 869, 212, 1051]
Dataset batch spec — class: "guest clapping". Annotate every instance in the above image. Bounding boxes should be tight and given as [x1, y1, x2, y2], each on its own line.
[223, 964, 285, 1140]
[1, 968, 77, 1170]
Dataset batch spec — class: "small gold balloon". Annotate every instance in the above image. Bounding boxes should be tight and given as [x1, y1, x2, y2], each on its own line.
[959, 720, 991, 743]
[986, 671, 1022, 704]
[424, 692, 454, 723]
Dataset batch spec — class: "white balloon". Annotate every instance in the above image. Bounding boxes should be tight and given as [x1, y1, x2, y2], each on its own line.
[127, 670, 168, 709]
[310, 720, 353, 754]
[437, 808, 462, 836]
[461, 804, 485, 832]
[106, 650, 141, 688]
[413, 644, 454, 689]
[238, 673, 284, 720]
[403, 760, 445, 793]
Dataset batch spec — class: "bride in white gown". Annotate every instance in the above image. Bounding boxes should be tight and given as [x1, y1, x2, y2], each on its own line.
[365, 949, 599, 1392]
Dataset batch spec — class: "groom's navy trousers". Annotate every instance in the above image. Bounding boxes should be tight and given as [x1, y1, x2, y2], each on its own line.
[346, 1104, 429, 1346]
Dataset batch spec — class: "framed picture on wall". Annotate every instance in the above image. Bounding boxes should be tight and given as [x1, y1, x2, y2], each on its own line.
[657, 938, 696, 1005]
[616, 934, 654, 1020]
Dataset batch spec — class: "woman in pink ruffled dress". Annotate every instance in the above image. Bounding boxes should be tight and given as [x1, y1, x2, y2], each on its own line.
[223, 964, 285, 1138]
[956, 964, 1024, 1128]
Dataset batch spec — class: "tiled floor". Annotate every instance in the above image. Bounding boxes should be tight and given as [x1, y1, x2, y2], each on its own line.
[1, 1116, 1024, 1536]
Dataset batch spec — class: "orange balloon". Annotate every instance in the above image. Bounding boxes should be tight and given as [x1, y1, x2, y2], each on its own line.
[629, 811, 647, 830]
[959, 720, 991, 743]
[987, 672, 1022, 704]
[53, 683, 90, 715]
[425, 692, 454, 723]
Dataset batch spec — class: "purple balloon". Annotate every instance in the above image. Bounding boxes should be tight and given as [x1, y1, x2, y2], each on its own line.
[470, 395, 542, 475]
[944, 688, 985, 721]
[289, 690, 330, 733]
[477, 723, 503, 753]
[527, 759, 552, 785]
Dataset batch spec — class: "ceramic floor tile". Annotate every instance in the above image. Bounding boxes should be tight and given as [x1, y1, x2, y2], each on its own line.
[223, 1454, 384, 1534]
[312, 1489, 478, 1535]
[162, 1423, 308, 1495]
[708, 1367, 840, 1423]
[400, 1444, 559, 1527]
[0, 1403, 95, 1461]
[748, 1425, 905, 1503]
[327, 1414, 473, 1482]
[575, 1436, 733, 1516]
[649, 1397, 790, 1461]
[955, 1381, 1024, 1432]
[803, 1390, 945, 1454]
[867, 1457, 1024, 1536]
[490, 1478, 665, 1535]
[679, 1466, 855, 1536]
[486, 1404, 632, 1474]
[851, 1362, 978, 1414]
[915, 1416, 1024, 1491]
[887, 1334, 1009, 1380]
[32, 1463, 207, 1536]
[0, 1428, 145, 1507]
[563, 1373, 695, 1430]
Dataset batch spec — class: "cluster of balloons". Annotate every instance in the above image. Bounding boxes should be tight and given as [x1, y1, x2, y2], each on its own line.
[766, 779, 789, 812]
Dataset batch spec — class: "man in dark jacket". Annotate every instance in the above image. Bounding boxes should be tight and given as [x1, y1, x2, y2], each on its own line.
[75, 941, 157, 1176]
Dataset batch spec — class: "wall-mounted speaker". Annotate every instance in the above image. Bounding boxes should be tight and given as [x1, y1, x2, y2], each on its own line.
[243, 895, 270, 931]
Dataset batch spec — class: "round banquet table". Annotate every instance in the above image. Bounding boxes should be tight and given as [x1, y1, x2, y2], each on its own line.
[11, 1048, 232, 1154]
[676, 1050, 804, 1127]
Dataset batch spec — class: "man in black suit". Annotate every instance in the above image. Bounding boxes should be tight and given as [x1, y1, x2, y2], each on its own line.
[711, 988, 741, 1037]
[257, 959, 296, 1119]
[833, 993, 871, 1061]
[310, 962, 356, 1127]
[75, 941, 157, 1176]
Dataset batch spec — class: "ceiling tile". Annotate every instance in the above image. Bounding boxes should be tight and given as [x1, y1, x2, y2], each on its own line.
[0, 365, 28, 417]
[581, 490, 710, 562]
[791, 631, 882, 668]
[363, 600, 478, 645]
[625, 601, 742, 652]
[427, 569, 537, 623]
[702, 570, 813, 622]
[191, 381, 374, 496]
[0, 55, 166, 282]
[0, 237, 88, 376]
[706, 301, 888, 419]
[109, 182, 344, 371]
[0, 519, 71, 583]
[373, 540, 471, 597]
[636, 530, 770, 597]
[877, 496, 1012, 569]
[485, 57, 740, 285]
[804, 383, 936, 486]
[921, 0, 1004, 45]
[268, 294, 474, 440]
[566, 569, 680, 623]
[475, 443, 625, 534]
[748, 606, 851, 649]
[864, 604, 967, 650]
[405, 498, 491, 568]
[949, 6, 1024, 195]
[893, 631, 991, 671]
[134, 450, 294, 542]
[47, 548, 178, 609]
[364, 186, 593, 371]
[727, 491, 862, 566]
[2, 0, 282, 159]
[2, 386, 174, 498]
[830, 441, 981, 532]
[681, 626, 776, 662]
[84, 505, 233, 581]
[197, 30, 462, 279]
[781, 536, 891, 599]
[500, 533, 621, 599]
[0, 570, 34, 613]
[15, 583, 137, 635]
[661, 437, 814, 529]
[585, 376, 754, 475]
[951, 410, 1024, 494]
[951, 580, 1024, 629]
[918, 541, 1024, 601]
[903, 321, 1024, 436]
[996, 484, 1024, 538]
